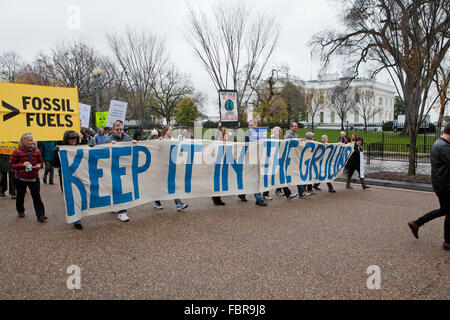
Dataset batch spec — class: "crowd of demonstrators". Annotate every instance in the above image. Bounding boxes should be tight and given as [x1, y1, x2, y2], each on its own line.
[0, 152, 16, 199]
[409, 122, 450, 251]
[9, 133, 47, 222]
[153, 125, 189, 211]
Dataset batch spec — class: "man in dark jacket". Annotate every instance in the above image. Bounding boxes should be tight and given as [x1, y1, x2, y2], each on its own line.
[408, 122, 450, 250]
[0, 152, 16, 198]
[105, 120, 137, 222]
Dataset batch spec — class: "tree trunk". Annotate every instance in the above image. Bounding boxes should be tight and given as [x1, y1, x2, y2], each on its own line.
[408, 133, 417, 175]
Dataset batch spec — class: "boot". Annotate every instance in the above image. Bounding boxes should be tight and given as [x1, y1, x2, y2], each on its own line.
[346, 176, 353, 189]
[43, 172, 47, 184]
[49, 170, 54, 185]
[361, 178, 371, 190]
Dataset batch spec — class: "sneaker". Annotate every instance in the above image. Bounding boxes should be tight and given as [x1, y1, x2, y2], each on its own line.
[18, 212, 25, 218]
[408, 221, 419, 239]
[313, 185, 321, 190]
[117, 213, 130, 222]
[37, 215, 48, 222]
[74, 223, 83, 230]
[275, 190, 285, 196]
[328, 189, 336, 193]
[256, 199, 267, 207]
[176, 203, 188, 211]
[299, 192, 311, 199]
[153, 202, 163, 210]
[263, 195, 272, 200]
[287, 193, 298, 201]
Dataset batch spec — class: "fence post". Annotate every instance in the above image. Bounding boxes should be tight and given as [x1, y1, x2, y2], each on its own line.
[367, 143, 371, 164]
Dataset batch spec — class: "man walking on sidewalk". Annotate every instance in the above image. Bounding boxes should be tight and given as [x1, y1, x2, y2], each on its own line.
[408, 122, 450, 251]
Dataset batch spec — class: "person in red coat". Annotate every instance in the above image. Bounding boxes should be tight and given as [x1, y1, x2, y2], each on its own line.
[9, 133, 47, 222]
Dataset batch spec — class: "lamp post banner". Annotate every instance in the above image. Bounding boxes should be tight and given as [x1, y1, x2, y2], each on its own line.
[59, 139, 353, 223]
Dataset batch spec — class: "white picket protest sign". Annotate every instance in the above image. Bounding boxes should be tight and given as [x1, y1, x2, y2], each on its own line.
[106, 100, 128, 127]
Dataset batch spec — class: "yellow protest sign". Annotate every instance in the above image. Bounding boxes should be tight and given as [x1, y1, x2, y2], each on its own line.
[0, 82, 80, 141]
[0, 142, 19, 155]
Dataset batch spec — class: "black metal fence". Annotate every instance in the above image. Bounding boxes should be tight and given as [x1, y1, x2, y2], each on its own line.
[367, 143, 431, 165]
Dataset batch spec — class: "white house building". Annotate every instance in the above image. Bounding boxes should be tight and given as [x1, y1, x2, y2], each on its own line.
[249, 73, 396, 125]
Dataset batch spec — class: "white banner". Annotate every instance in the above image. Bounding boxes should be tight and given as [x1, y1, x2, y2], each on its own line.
[106, 100, 128, 127]
[79, 103, 91, 128]
[59, 140, 353, 223]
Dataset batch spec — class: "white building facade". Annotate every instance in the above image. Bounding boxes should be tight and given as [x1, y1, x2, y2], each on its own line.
[249, 74, 396, 125]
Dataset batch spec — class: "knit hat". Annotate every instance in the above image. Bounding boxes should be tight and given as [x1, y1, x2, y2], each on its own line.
[150, 129, 158, 136]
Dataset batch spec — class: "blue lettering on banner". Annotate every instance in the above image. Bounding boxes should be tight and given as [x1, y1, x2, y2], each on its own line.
[214, 145, 225, 192]
[89, 148, 111, 208]
[299, 142, 316, 181]
[285, 140, 299, 184]
[180, 144, 202, 193]
[167, 145, 178, 194]
[60, 149, 87, 216]
[214, 144, 248, 192]
[111, 147, 132, 205]
[326, 145, 338, 179]
[132, 146, 151, 200]
[309, 144, 326, 181]
[263, 140, 273, 188]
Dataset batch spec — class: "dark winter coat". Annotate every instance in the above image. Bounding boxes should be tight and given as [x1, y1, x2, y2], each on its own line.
[345, 144, 362, 171]
[430, 137, 450, 188]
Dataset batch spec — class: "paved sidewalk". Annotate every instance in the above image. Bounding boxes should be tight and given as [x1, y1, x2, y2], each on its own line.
[0, 180, 448, 299]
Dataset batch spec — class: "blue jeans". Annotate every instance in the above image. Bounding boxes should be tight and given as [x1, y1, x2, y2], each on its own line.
[297, 185, 305, 195]
[254, 193, 262, 201]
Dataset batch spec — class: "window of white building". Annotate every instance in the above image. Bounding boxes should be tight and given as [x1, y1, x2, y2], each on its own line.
[331, 111, 335, 123]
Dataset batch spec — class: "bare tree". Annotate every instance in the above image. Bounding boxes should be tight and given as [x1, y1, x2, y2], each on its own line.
[186, 1, 280, 119]
[311, 0, 450, 175]
[432, 60, 450, 140]
[107, 27, 168, 129]
[329, 83, 356, 131]
[304, 88, 326, 131]
[150, 65, 194, 125]
[0, 51, 24, 82]
[280, 81, 305, 123]
[354, 87, 380, 131]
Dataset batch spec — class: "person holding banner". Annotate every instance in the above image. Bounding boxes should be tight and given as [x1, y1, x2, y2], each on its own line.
[105, 121, 139, 222]
[153, 126, 189, 211]
[53, 130, 84, 230]
[312, 135, 336, 193]
[212, 126, 228, 206]
[345, 137, 370, 190]
[283, 123, 311, 200]
[237, 120, 267, 207]
[9, 133, 47, 222]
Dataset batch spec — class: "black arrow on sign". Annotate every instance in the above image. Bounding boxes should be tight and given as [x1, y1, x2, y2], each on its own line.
[2, 101, 20, 121]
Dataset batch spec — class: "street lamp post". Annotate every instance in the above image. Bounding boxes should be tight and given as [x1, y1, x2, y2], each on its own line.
[92, 67, 102, 129]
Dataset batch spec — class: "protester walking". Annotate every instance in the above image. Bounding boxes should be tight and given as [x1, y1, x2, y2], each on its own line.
[312, 135, 336, 193]
[270, 126, 286, 197]
[283, 123, 311, 200]
[37, 140, 56, 185]
[408, 123, 450, 250]
[212, 125, 229, 206]
[9, 133, 47, 222]
[53, 130, 84, 230]
[0, 151, 16, 199]
[237, 119, 267, 206]
[105, 121, 138, 222]
[153, 125, 189, 212]
[304, 132, 318, 195]
[345, 137, 370, 189]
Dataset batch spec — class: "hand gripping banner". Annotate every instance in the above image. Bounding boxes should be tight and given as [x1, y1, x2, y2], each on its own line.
[59, 139, 353, 223]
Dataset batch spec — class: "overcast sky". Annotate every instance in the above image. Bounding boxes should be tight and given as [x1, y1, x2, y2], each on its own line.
[0, 0, 376, 117]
